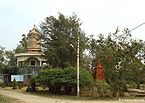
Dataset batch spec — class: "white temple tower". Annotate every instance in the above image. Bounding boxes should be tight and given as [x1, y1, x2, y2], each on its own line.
[15, 27, 47, 67]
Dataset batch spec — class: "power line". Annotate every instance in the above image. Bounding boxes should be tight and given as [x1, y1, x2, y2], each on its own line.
[129, 22, 145, 32]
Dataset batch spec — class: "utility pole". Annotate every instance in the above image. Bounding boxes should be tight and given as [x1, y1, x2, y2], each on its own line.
[77, 34, 80, 97]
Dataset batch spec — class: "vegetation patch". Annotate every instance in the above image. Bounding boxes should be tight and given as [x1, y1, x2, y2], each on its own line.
[0, 94, 23, 103]
[36, 66, 94, 94]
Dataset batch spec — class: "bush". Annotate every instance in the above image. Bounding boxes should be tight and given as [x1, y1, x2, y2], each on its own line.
[17, 82, 23, 89]
[96, 80, 111, 97]
[127, 81, 136, 88]
[36, 67, 94, 94]
[12, 78, 17, 89]
[26, 77, 36, 92]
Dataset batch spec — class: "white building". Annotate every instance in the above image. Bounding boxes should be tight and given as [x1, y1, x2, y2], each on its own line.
[15, 27, 47, 67]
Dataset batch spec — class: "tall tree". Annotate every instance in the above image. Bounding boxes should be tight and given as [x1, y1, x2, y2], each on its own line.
[0, 46, 5, 73]
[88, 27, 145, 96]
[5, 50, 17, 66]
[2, 49, 18, 75]
[15, 34, 27, 53]
[40, 13, 87, 68]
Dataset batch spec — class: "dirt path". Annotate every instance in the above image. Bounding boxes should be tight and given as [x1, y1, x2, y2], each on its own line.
[0, 88, 144, 103]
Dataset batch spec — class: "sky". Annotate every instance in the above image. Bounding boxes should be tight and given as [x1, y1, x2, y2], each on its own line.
[0, 0, 145, 50]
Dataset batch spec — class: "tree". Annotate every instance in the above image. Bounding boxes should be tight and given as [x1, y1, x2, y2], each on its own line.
[40, 13, 88, 68]
[5, 50, 17, 66]
[124, 39, 145, 88]
[88, 27, 145, 96]
[15, 34, 27, 53]
[0, 46, 18, 74]
[88, 34, 105, 70]
[0, 46, 5, 73]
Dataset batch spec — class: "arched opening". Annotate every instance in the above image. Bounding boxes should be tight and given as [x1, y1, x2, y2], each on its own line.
[26, 57, 40, 66]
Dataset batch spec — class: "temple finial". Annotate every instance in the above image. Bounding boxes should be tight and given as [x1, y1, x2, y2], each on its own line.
[33, 24, 37, 29]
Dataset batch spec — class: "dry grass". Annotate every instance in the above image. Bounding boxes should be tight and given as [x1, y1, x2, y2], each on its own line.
[0, 94, 25, 103]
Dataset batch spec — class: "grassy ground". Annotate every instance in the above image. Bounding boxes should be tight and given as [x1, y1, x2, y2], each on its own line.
[3, 86, 145, 102]
[0, 94, 24, 103]
[23, 88, 145, 101]
[23, 89, 119, 101]
[2, 87, 119, 102]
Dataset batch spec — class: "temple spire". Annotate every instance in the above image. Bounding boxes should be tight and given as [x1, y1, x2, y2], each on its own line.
[33, 24, 37, 29]
[27, 27, 41, 53]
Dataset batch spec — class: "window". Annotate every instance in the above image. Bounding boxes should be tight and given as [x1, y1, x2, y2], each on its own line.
[31, 61, 35, 66]
[19, 61, 23, 67]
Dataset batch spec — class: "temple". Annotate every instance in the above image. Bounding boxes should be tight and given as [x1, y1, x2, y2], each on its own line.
[15, 27, 47, 67]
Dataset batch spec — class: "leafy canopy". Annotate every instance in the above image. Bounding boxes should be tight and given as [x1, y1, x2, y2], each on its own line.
[40, 13, 88, 68]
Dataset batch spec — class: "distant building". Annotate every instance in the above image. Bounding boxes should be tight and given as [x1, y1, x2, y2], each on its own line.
[15, 27, 47, 67]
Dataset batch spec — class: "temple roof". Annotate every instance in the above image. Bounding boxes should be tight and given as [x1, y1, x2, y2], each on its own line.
[15, 52, 45, 57]
[27, 25, 40, 36]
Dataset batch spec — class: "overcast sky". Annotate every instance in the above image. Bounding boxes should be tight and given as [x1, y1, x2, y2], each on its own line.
[0, 0, 145, 50]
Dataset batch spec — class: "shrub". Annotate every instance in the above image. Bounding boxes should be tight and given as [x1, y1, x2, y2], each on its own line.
[26, 77, 36, 92]
[17, 82, 23, 89]
[96, 80, 111, 97]
[126, 81, 136, 88]
[12, 78, 17, 89]
[36, 67, 94, 94]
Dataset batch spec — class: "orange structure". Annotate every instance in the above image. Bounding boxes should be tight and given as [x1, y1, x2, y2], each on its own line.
[95, 61, 105, 80]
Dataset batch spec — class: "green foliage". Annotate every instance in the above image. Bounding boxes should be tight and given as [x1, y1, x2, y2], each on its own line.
[40, 13, 88, 68]
[127, 81, 137, 88]
[36, 67, 94, 94]
[88, 28, 145, 96]
[26, 77, 36, 92]
[0, 46, 18, 74]
[12, 78, 17, 89]
[15, 34, 27, 53]
[0, 49, 18, 75]
[0, 46, 5, 73]
[2, 66, 19, 75]
[96, 80, 111, 97]
[5, 50, 17, 67]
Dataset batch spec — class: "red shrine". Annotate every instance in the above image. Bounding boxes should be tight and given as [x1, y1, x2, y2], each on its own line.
[95, 61, 105, 80]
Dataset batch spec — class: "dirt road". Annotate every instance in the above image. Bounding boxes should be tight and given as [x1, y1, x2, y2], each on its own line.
[0, 88, 144, 103]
